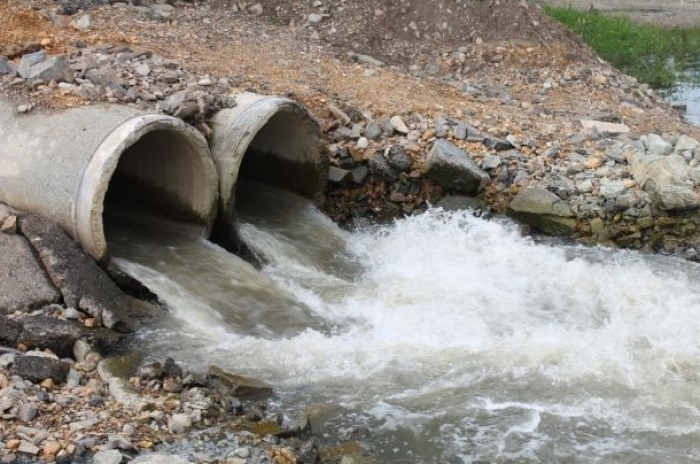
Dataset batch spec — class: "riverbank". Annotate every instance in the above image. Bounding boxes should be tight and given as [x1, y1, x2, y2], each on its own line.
[3, 0, 700, 462]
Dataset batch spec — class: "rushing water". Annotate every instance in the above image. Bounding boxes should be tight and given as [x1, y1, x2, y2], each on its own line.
[110, 184, 700, 463]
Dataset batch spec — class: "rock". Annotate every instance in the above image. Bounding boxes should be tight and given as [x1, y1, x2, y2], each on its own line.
[19, 215, 151, 331]
[16, 316, 121, 358]
[25, 56, 73, 86]
[11, 355, 69, 383]
[17, 50, 47, 78]
[0, 234, 60, 314]
[641, 134, 673, 156]
[576, 179, 594, 194]
[43, 441, 61, 457]
[627, 152, 699, 211]
[332, 125, 361, 141]
[580, 119, 630, 135]
[364, 122, 383, 140]
[389, 116, 409, 134]
[356, 137, 369, 149]
[85, 68, 122, 88]
[436, 195, 483, 211]
[598, 179, 626, 200]
[92, 450, 123, 464]
[308, 13, 323, 23]
[386, 145, 412, 172]
[0, 57, 16, 75]
[369, 153, 400, 181]
[17, 403, 38, 423]
[138, 362, 163, 380]
[17, 441, 39, 456]
[249, 3, 263, 15]
[158, 70, 180, 84]
[98, 355, 151, 412]
[422, 139, 490, 194]
[130, 455, 189, 464]
[328, 166, 352, 186]
[647, 184, 700, 211]
[348, 52, 385, 67]
[133, 63, 151, 77]
[1, 215, 17, 234]
[481, 154, 501, 170]
[208, 365, 273, 398]
[674, 135, 700, 155]
[351, 166, 368, 184]
[168, 413, 193, 434]
[507, 187, 577, 235]
[71, 15, 91, 31]
[162, 357, 183, 378]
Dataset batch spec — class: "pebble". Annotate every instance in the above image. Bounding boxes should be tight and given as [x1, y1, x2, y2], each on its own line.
[356, 137, 369, 149]
[390, 116, 409, 134]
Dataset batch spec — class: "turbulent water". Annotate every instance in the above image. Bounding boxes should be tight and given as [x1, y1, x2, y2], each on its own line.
[110, 184, 700, 464]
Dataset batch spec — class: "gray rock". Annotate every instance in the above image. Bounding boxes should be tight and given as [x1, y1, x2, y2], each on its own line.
[674, 135, 700, 154]
[351, 166, 368, 184]
[0, 234, 60, 314]
[689, 166, 700, 186]
[642, 133, 673, 156]
[19, 215, 153, 331]
[332, 125, 361, 141]
[98, 355, 151, 412]
[598, 180, 626, 200]
[436, 195, 483, 211]
[605, 145, 627, 163]
[364, 122, 383, 141]
[71, 15, 92, 31]
[481, 154, 501, 170]
[386, 145, 412, 173]
[208, 365, 273, 398]
[507, 187, 577, 235]
[130, 455, 189, 464]
[92, 449, 123, 464]
[328, 166, 352, 186]
[249, 3, 263, 15]
[85, 68, 122, 88]
[422, 139, 490, 194]
[158, 70, 180, 84]
[452, 122, 468, 140]
[17, 441, 39, 456]
[646, 184, 700, 211]
[0, 57, 16, 75]
[25, 56, 73, 85]
[11, 355, 69, 383]
[133, 63, 151, 77]
[18, 403, 38, 423]
[17, 50, 47, 78]
[168, 413, 192, 434]
[369, 153, 400, 181]
[576, 179, 594, 194]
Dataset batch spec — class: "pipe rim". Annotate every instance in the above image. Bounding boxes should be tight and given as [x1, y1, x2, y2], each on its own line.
[215, 96, 328, 225]
[75, 114, 218, 262]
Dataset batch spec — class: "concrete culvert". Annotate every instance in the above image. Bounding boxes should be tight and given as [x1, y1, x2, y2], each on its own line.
[209, 93, 328, 255]
[0, 101, 218, 262]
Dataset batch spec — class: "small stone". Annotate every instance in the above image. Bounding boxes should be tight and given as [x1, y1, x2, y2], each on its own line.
[17, 441, 39, 456]
[43, 441, 61, 457]
[40, 378, 54, 390]
[234, 447, 250, 459]
[364, 122, 383, 140]
[18, 403, 38, 423]
[168, 413, 192, 434]
[308, 13, 322, 23]
[481, 154, 501, 170]
[642, 133, 673, 156]
[92, 449, 123, 464]
[249, 3, 263, 15]
[390, 116, 409, 134]
[198, 78, 212, 86]
[17, 104, 32, 114]
[71, 15, 91, 31]
[0, 56, 16, 75]
[133, 63, 151, 77]
[1, 215, 17, 234]
[583, 157, 603, 169]
[356, 137, 369, 149]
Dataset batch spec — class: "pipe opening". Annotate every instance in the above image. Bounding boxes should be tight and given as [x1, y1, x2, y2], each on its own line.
[78, 117, 217, 262]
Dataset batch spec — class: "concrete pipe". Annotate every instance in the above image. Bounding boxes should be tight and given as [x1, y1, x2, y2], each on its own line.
[209, 93, 328, 254]
[0, 101, 218, 262]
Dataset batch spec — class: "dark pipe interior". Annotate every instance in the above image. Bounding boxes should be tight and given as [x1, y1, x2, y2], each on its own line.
[104, 130, 211, 242]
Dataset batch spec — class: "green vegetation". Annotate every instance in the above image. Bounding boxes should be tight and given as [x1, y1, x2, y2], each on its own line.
[545, 7, 700, 88]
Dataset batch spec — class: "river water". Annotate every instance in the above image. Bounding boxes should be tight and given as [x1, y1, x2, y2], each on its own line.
[110, 184, 700, 463]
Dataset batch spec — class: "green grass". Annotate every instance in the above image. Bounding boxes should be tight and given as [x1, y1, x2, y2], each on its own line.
[545, 7, 700, 89]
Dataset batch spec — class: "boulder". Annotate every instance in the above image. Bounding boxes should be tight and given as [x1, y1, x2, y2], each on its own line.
[17, 50, 47, 78]
[25, 56, 73, 86]
[11, 354, 69, 383]
[19, 215, 156, 331]
[422, 139, 490, 194]
[208, 365, 273, 398]
[0, 234, 60, 314]
[16, 316, 122, 358]
[646, 183, 700, 211]
[674, 135, 700, 154]
[641, 133, 673, 156]
[628, 152, 700, 211]
[507, 187, 577, 235]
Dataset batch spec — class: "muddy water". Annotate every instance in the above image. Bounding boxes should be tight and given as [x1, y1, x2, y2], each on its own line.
[110, 185, 700, 463]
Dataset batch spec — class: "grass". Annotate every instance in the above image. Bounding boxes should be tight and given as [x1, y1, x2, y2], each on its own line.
[544, 6, 700, 89]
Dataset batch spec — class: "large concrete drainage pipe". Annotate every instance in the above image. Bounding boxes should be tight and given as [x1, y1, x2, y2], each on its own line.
[0, 101, 218, 262]
[209, 93, 328, 255]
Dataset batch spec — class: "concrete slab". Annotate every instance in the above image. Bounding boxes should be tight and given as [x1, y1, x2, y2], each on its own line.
[0, 233, 60, 313]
